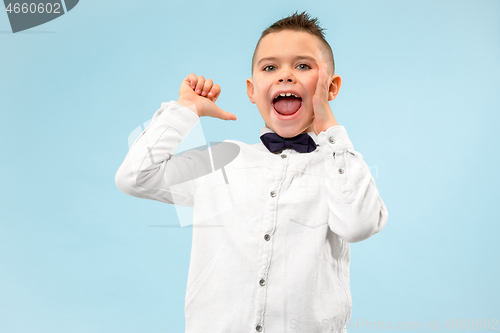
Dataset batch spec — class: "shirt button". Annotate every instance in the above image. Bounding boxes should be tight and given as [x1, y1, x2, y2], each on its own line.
[256, 325, 263, 332]
[270, 191, 276, 197]
[338, 168, 344, 174]
[259, 279, 266, 286]
[264, 234, 270, 241]
[328, 137, 336, 144]
[280, 154, 287, 158]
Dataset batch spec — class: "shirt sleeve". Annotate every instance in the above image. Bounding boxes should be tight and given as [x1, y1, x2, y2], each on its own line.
[316, 125, 389, 243]
[114, 100, 210, 207]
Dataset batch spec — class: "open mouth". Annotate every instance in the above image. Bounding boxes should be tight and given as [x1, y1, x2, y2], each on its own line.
[272, 93, 303, 116]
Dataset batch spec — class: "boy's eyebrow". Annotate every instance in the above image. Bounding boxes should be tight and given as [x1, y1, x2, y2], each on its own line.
[257, 56, 317, 66]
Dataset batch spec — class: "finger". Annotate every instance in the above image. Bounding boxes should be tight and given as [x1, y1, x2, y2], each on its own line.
[316, 63, 328, 96]
[318, 63, 326, 85]
[208, 84, 221, 102]
[195, 76, 205, 95]
[323, 64, 330, 87]
[185, 73, 198, 90]
[215, 105, 237, 121]
[201, 79, 213, 96]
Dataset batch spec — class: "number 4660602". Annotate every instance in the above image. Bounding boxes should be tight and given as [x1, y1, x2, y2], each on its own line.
[444, 319, 498, 330]
[5, 2, 62, 14]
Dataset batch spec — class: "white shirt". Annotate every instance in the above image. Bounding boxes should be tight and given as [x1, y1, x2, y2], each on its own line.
[115, 101, 389, 333]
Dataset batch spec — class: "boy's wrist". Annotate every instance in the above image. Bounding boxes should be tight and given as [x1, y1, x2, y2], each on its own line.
[314, 115, 339, 135]
[176, 99, 199, 116]
[319, 119, 339, 133]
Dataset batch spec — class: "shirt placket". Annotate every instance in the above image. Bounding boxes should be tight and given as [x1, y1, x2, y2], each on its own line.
[254, 149, 290, 332]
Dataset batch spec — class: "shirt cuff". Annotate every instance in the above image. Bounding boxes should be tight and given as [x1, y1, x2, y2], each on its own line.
[152, 100, 200, 137]
[316, 125, 354, 152]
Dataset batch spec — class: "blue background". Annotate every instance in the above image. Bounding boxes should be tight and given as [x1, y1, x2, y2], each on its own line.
[1, 0, 499, 332]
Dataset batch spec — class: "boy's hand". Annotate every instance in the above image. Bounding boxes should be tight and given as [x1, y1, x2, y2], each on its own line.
[311, 63, 339, 135]
[177, 73, 237, 121]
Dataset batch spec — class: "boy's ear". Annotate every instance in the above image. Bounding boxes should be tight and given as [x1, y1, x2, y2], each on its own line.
[328, 75, 342, 101]
[246, 78, 256, 104]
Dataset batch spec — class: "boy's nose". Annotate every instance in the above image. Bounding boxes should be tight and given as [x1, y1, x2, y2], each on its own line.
[278, 72, 295, 83]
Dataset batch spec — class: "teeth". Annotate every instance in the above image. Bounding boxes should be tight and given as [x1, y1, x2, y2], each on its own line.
[277, 92, 299, 98]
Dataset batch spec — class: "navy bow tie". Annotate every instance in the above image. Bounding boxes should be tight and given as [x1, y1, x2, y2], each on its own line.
[260, 132, 318, 153]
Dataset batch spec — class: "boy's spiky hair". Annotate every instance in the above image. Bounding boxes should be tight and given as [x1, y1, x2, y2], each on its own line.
[251, 11, 335, 75]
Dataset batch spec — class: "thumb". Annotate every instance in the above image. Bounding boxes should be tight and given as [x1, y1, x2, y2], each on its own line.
[214, 105, 237, 121]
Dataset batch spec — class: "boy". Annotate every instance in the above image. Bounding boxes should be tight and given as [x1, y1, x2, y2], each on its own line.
[115, 11, 388, 333]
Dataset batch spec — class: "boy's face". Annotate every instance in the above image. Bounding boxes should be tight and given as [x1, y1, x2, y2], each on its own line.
[247, 30, 339, 138]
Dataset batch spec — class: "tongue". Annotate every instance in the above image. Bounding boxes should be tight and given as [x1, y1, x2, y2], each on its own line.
[274, 97, 301, 115]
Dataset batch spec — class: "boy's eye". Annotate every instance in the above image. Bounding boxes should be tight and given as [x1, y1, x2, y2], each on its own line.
[296, 64, 311, 70]
[263, 65, 276, 71]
